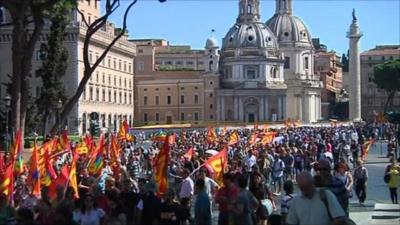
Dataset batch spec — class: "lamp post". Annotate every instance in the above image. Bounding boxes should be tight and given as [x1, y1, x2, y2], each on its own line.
[56, 99, 62, 132]
[4, 95, 11, 152]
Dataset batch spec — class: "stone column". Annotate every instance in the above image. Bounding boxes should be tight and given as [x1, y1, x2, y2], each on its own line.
[221, 97, 225, 121]
[264, 96, 269, 121]
[239, 96, 244, 121]
[234, 96, 239, 120]
[297, 95, 302, 121]
[282, 95, 287, 119]
[259, 96, 265, 121]
[217, 96, 221, 121]
[278, 96, 282, 120]
[347, 9, 363, 121]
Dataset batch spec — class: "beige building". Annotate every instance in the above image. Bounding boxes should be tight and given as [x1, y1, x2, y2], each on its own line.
[132, 39, 218, 125]
[0, 0, 135, 134]
[361, 45, 400, 119]
[314, 49, 343, 119]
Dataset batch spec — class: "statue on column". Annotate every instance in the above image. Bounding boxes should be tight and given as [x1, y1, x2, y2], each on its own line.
[352, 8, 357, 21]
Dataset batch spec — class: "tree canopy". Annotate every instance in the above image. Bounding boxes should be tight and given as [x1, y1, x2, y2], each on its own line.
[373, 59, 400, 111]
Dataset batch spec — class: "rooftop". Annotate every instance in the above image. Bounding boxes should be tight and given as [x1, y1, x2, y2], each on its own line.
[361, 45, 400, 56]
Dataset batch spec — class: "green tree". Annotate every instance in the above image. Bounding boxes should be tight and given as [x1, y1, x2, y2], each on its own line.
[35, 1, 73, 136]
[373, 59, 400, 112]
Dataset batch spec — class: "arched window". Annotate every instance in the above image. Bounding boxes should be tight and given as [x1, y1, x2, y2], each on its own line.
[247, 4, 252, 14]
[209, 60, 213, 71]
[271, 67, 278, 79]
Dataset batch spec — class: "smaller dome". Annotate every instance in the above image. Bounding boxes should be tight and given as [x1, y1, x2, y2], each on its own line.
[266, 14, 312, 45]
[205, 37, 218, 48]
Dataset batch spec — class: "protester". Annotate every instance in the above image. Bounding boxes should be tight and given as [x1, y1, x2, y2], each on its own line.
[73, 194, 106, 225]
[280, 180, 294, 224]
[235, 175, 258, 225]
[159, 188, 183, 225]
[215, 173, 239, 225]
[353, 159, 368, 206]
[385, 157, 400, 204]
[286, 172, 346, 225]
[194, 179, 212, 225]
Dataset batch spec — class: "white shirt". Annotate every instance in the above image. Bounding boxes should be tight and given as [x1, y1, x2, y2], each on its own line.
[287, 189, 345, 225]
[204, 176, 218, 199]
[73, 208, 105, 225]
[273, 159, 285, 177]
[245, 155, 257, 172]
[179, 176, 194, 199]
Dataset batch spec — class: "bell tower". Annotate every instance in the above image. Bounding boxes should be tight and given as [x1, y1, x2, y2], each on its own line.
[276, 0, 292, 15]
[237, 0, 260, 23]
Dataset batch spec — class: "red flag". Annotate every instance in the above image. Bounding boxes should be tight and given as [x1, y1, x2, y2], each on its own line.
[183, 147, 194, 161]
[249, 133, 258, 145]
[153, 135, 170, 195]
[204, 147, 227, 186]
[48, 165, 69, 200]
[27, 143, 41, 197]
[0, 163, 14, 202]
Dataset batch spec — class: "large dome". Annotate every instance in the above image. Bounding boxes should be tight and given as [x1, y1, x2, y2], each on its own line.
[266, 14, 312, 45]
[221, 22, 279, 51]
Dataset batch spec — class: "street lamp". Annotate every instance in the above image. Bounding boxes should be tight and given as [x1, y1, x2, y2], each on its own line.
[56, 99, 62, 131]
[3, 95, 11, 152]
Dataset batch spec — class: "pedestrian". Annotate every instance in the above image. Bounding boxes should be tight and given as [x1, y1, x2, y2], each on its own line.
[215, 173, 239, 225]
[286, 172, 346, 225]
[73, 194, 106, 225]
[272, 156, 285, 194]
[315, 159, 349, 216]
[280, 180, 294, 224]
[194, 178, 212, 225]
[158, 188, 183, 225]
[235, 175, 258, 225]
[353, 160, 368, 206]
[334, 162, 354, 201]
[385, 158, 400, 204]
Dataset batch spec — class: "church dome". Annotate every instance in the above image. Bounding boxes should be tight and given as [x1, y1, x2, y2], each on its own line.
[266, 14, 312, 45]
[221, 22, 279, 51]
[205, 37, 218, 48]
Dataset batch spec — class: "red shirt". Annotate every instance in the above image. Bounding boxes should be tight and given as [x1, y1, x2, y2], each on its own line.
[216, 185, 239, 212]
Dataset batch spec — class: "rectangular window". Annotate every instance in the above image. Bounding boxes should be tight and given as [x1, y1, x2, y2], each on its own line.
[119, 92, 122, 103]
[129, 94, 132, 104]
[89, 87, 93, 100]
[138, 61, 145, 71]
[180, 112, 185, 121]
[144, 113, 148, 122]
[210, 104, 213, 109]
[89, 52, 93, 63]
[194, 95, 199, 104]
[155, 113, 160, 122]
[144, 96, 147, 105]
[95, 88, 99, 101]
[304, 57, 309, 70]
[181, 95, 185, 104]
[108, 90, 111, 102]
[167, 96, 171, 105]
[284, 57, 290, 69]
[119, 60, 122, 70]
[186, 61, 194, 65]
[108, 57, 111, 67]
[155, 96, 159, 105]
[194, 112, 199, 121]
[113, 58, 116, 69]
[114, 91, 117, 103]
[102, 90, 105, 102]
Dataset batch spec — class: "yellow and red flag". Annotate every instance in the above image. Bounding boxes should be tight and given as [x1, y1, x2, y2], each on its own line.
[227, 130, 239, 146]
[249, 133, 258, 145]
[75, 141, 89, 155]
[69, 152, 80, 199]
[0, 164, 14, 201]
[110, 135, 121, 175]
[118, 120, 134, 141]
[12, 130, 24, 175]
[220, 126, 227, 136]
[204, 147, 228, 186]
[49, 165, 69, 200]
[207, 127, 218, 143]
[87, 135, 105, 176]
[27, 143, 41, 197]
[153, 135, 170, 195]
[362, 139, 375, 160]
[183, 147, 194, 161]
[261, 132, 275, 145]
[53, 131, 71, 155]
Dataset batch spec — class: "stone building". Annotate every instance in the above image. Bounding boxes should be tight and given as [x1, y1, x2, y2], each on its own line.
[131, 39, 218, 125]
[0, 0, 135, 134]
[360, 45, 400, 119]
[313, 39, 343, 119]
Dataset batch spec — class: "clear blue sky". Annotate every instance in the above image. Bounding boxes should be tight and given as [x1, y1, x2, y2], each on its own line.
[107, 0, 400, 55]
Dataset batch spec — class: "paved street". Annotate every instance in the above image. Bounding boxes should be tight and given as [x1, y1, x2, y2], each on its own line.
[349, 140, 399, 225]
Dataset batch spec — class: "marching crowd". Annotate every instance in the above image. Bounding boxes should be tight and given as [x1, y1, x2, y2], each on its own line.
[0, 122, 400, 225]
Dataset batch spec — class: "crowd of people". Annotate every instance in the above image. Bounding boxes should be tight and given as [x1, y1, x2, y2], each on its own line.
[0, 122, 399, 225]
